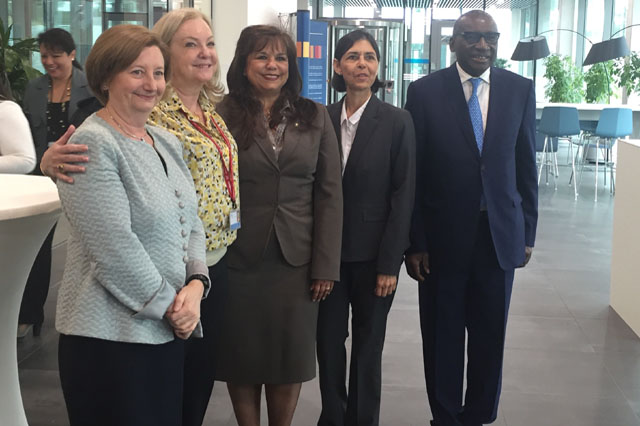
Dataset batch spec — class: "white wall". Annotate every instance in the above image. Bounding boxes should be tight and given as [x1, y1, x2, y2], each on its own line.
[248, 0, 296, 26]
[208, 0, 297, 89]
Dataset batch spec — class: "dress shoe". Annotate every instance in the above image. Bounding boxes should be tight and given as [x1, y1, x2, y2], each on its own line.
[17, 323, 42, 339]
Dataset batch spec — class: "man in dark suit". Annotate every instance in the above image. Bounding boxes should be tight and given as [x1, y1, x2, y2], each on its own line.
[404, 10, 538, 426]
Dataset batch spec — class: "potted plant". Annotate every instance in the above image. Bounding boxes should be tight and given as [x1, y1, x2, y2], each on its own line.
[584, 60, 614, 103]
[0, 17, 42, 104]
[494, 58, 510, 69]
[613, 51, 640, 97]
[543, 54, 584, 103]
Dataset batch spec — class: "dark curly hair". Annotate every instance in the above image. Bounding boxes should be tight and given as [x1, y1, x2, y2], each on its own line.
[331, 29, 383, 93]
[220, 25, 317, 150]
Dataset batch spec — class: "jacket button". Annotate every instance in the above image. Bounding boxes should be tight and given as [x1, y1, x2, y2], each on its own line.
[181, 229, 188, 237]
[180, 216, 186, 224]
[175, 189, 181, 197]
[179, 201, 185, 209]
[183, 243, 188, 251]
[183, 256, 189, 263]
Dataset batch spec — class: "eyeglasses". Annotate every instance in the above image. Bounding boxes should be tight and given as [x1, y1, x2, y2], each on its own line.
[455, 32, 501, 45]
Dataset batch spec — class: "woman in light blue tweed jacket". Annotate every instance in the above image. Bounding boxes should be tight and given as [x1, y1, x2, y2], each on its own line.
[54, 25, 209, 426]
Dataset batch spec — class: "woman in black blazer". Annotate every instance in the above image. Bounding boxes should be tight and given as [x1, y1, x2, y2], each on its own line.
[317, 30, 416, 426]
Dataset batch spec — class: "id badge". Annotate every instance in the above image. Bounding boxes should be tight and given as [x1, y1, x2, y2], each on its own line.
[229, 209, 241, 231]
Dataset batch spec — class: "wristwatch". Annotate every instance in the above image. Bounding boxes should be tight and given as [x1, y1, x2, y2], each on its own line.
[186, 274, 210, 293]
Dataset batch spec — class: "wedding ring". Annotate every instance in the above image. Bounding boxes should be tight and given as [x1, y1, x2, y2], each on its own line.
[58, 164, 65, 172]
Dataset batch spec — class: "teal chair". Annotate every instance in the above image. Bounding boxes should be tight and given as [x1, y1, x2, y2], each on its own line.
[538, 106, 581, 198]
[579, 108, 633, 201]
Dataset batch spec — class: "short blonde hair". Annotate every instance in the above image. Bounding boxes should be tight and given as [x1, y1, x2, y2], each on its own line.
[152, 8, 225, 103]
[85, 25, 169, 105]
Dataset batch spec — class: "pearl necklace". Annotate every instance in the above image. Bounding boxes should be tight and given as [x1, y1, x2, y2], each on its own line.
[106, 107, 147, 142]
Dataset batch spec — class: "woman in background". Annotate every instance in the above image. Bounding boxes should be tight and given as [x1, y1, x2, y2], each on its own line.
[214, 25, 342, 426]
[317, 29, 415, 426]
[0, 81, 36, 173]
[19, 28, 93, 338]
[55, 25, 208, 426]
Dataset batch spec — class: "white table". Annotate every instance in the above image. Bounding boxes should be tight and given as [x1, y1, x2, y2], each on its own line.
[0, 174, 61, 426]
[536, 103, 640, 138]
[610, 139, 640, 338]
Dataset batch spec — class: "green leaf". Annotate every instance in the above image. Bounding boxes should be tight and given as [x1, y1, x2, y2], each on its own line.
[0, 16, 40, 103]
[543, 54, 584, 103]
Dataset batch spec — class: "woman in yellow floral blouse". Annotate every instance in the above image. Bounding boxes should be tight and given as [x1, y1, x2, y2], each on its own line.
[39, 8, 236, 426]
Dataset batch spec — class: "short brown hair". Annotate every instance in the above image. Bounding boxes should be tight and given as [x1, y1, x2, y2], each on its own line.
[85, 25, 170, 104]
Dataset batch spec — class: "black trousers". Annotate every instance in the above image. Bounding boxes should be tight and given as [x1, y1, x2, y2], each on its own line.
[58, 334, 185, 426]
[419, 214, 514, 426]
[317, 260, 395, 426]
[19, 224, 56, 325]
[181, 256, 229, 426]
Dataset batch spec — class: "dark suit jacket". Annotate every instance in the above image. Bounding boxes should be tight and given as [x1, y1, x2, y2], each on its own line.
[405, 64, 538, 271]
[23, 68, 94, 171]
[217, 101, 343, 282]
[328, 95, 415, 276]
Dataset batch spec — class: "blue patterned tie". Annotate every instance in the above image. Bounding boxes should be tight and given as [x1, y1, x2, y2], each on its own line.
[468, 77, 483, 153]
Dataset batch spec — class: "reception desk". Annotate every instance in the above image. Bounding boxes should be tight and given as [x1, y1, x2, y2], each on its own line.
[536, 103, 640, 138]
[610, 139, 640, 338]
[0, 175, 61, 426]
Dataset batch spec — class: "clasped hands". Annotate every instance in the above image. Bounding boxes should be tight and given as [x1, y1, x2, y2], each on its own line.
[165, 279, 205, 340]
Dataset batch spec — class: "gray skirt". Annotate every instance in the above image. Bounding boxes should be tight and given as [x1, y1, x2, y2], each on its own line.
[214, 233, 318, 384]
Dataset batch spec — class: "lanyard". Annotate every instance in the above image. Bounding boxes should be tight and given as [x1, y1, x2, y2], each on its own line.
[182, 110, 236, 207]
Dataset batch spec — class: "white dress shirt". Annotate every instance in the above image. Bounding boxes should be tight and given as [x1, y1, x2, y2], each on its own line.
[456, 62, 491, 133]
[340, 94, 371, 173]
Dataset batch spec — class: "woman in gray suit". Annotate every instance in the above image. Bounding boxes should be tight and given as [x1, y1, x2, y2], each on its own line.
[18, 28, 93, 339]
[214, 25, 343, 426]
[317, 30, 415, 426]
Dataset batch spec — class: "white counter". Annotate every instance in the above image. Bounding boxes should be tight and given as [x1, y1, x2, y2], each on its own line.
[0, 174, 61, 426]
[610, 139, 640, 337]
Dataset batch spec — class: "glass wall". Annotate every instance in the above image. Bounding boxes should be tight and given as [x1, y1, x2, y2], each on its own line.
[0, 0, 169, 70]
[315, 1, 539, 106]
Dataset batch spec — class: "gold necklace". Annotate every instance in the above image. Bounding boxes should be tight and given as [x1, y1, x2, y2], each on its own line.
[48, 75, 72, 112]
[106, 107, 147, 142]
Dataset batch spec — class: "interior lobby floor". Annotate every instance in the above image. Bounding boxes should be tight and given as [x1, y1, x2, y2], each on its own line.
[17, 156, 640, 426]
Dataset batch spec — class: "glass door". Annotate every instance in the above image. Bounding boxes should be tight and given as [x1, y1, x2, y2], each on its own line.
[429, 19, 455, 73]
[103, 0, 150, 28]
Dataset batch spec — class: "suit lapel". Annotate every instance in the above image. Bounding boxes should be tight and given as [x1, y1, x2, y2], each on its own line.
[253, 132, 280, 170]
[483, 67, 501, 154]
[444, 64, 480, 159]
[327, 99, 342, 156]
[69, 69, 87, 118]
[277, 116, 302, 168]
[32, 76, 49, 125]
[343, 95, 380, 179]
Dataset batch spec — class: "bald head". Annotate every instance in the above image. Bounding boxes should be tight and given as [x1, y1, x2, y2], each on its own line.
[453, 10, 498, 35]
